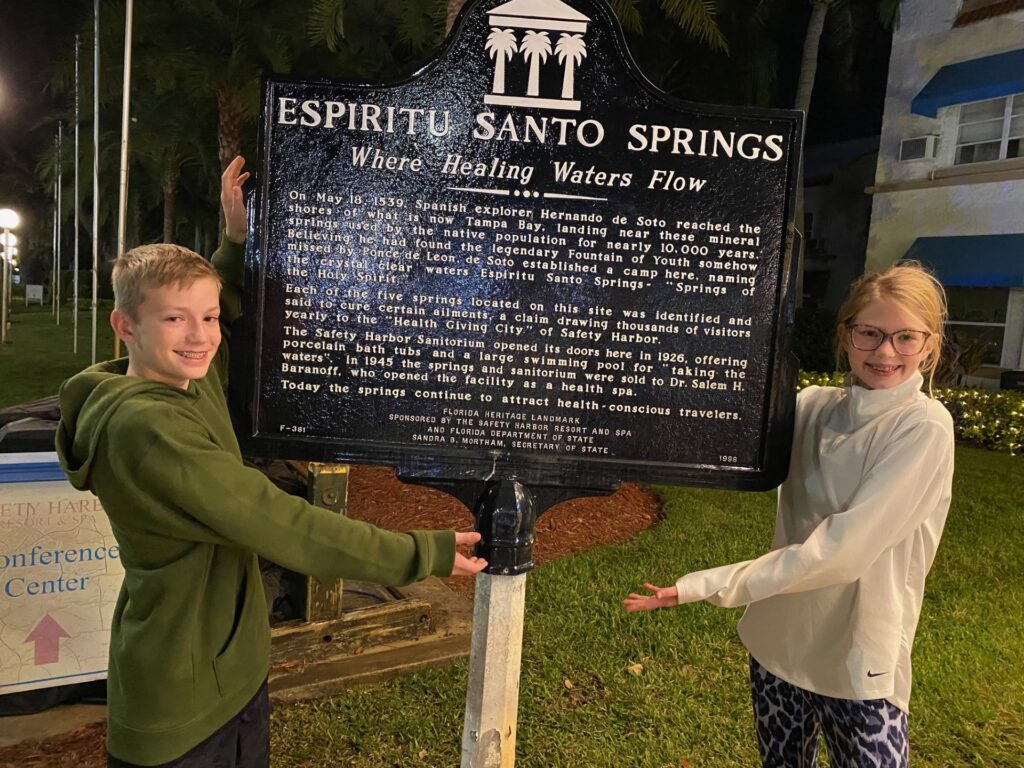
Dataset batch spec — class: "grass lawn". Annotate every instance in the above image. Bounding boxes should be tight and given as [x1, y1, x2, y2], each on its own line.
[271, 447, 1023, 768]
[0, 302, 115, 409]
[3, 304, 1020, 766]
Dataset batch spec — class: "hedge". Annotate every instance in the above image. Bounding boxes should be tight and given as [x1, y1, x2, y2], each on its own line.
[798, 372, 1023, 456]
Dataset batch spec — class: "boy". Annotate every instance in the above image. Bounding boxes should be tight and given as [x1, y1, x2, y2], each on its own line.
[56, 157, 486, 767]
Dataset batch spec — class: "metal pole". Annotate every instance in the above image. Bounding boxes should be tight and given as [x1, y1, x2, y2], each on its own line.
[74, 34, 81, 353]
[461, 479, 536, 768]
[52, 161, 57, 316]
[114, 0, 134, 360]
[57, 122, 63, 327]
[92, 0, 100, 364]
[1, 228, 8, 344]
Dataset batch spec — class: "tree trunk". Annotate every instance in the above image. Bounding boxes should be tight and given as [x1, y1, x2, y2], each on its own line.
[794, 2, 830, 114]
[527, 56, 541, 96]
[216, 86, 246, 235]
[494, 56, 506, 94]
[128, 183, 141, 250]
[446, 0, 467, 35]
[163, 167, 180, 244]
[216, 86, 245, 172]
[562, 59, 575, 99]
[792, 1, 832, 307]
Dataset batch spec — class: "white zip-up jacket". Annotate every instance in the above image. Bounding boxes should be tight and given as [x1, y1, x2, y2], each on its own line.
[674, 371, 954, 711]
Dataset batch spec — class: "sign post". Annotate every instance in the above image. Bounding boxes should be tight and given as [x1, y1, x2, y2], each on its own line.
[230, 0, 803, 763]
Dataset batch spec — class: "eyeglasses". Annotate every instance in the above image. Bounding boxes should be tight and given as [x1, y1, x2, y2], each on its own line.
[846, 323, 932, 356]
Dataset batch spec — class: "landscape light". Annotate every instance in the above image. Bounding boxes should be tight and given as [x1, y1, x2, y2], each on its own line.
[0, 208, 20, 229]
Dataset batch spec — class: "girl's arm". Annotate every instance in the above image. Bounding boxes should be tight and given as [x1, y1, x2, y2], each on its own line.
[673, 412, 953, 608]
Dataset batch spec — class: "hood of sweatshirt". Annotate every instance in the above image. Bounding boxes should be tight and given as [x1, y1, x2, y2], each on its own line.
[56, 359, 196, 490]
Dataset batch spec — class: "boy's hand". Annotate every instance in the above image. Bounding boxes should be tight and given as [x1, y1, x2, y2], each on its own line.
[623, 583, 678, 612]
[451, 531, 487, 576]
[221, 155, 250, 244]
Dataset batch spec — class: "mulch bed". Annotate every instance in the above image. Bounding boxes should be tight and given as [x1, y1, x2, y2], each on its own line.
[0, 467, 660, 767]
[346, 466, 661, 598]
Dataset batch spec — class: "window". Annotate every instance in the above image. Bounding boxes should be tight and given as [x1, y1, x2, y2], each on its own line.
[946, 287, 1008, 365]
[955, 94, 1024, 165]
[899, 135, 938, 161]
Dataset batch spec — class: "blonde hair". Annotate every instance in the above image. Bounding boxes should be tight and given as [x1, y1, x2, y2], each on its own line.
[113, 244, 221, 318]
[835, 260, 948, 394]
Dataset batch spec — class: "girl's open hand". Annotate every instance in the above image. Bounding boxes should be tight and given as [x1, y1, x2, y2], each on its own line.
[623, 583, 678, 612]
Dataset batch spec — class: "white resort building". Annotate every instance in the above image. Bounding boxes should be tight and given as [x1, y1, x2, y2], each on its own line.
[866, 0, 1024, 380]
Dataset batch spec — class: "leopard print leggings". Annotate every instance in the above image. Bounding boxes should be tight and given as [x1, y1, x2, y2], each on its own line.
[750, 657, 909, 768]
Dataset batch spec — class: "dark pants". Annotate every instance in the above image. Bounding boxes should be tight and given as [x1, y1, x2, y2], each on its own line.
[750, 658, 908, 768]
[107, 680, 270, 768]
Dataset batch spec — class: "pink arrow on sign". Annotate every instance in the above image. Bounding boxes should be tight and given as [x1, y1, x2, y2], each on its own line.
[25, 614, 71, 665]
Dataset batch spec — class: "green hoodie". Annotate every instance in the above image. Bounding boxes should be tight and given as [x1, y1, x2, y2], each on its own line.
[55, 238, 455, 765]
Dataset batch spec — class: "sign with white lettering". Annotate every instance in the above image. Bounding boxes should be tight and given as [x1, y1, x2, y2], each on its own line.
[231, 0, 802, 490]
[0, 454, 123, 694]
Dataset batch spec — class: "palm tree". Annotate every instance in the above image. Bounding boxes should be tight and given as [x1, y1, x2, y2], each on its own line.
[521, 30, 552, 97]
[787, 0, 902, 301]
[555, 33, 587, 100]
[448, 0, 729, 49]
[486, 28, 519, 94]
[654, 0, 728, 51]
[447, 0, 465, 34]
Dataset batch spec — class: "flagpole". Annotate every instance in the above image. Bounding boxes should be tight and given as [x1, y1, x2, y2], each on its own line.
[91, 0, 100, 364]
[56, 122, 63, 327]
[74, 34, 81, 353]
[52, 141, 58, 317]
[114, 0, 134, 360]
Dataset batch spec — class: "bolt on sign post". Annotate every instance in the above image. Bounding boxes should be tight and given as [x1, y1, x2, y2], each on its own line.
[229, 1, 803, 765]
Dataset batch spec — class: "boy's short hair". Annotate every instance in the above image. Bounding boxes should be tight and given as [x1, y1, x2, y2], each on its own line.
[113, 244, 221, 318]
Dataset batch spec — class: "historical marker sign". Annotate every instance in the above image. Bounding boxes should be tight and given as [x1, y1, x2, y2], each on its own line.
[232, 0, 803, 490]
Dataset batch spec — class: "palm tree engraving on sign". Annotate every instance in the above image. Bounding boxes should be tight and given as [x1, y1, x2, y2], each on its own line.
[486, 28, 519, 94]
[483, 0, 591, 111]
[521, 31, 552, 96]
[555, 33, 586, 99]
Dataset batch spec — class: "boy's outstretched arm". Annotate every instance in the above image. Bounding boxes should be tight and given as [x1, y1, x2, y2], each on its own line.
[207, 156, 489, 578]
[623, 583, 678, 612]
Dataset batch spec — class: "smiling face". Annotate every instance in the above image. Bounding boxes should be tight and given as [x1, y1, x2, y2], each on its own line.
[112, 277, 222, 390]
[841, 297, 937, 390]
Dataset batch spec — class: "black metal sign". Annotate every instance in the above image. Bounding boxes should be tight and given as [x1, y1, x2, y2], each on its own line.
[231, 0, 803, 491]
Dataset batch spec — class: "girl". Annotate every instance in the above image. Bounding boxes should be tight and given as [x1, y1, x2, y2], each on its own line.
[624, 263, 955, 768]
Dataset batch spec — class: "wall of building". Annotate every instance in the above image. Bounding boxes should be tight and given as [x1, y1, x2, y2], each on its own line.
[870, 0, 1024, 192]
[866, 0, 1024, 371]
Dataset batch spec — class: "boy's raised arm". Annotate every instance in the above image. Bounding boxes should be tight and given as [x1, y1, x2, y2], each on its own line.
[211, 156, 250, 385]
[212, 156, 249, 323]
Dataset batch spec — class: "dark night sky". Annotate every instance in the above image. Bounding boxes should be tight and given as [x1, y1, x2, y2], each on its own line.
[0, 1, 893, 213]
[0, 2, 89, 156]
[0, 1, 91, 228]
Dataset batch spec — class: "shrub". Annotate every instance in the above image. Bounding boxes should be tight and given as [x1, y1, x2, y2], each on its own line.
[933, 388, 1024, 456]
[798, 371, 1024, 456]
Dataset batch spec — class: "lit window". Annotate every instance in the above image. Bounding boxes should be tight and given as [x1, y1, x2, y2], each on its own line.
[946, 287, 1008, 365]
[955, 93, 1024, 165]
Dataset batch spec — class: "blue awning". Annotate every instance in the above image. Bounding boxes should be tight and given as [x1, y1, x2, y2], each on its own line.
[905, 235, 1024, 287]
[911, 49, 1024, 118]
